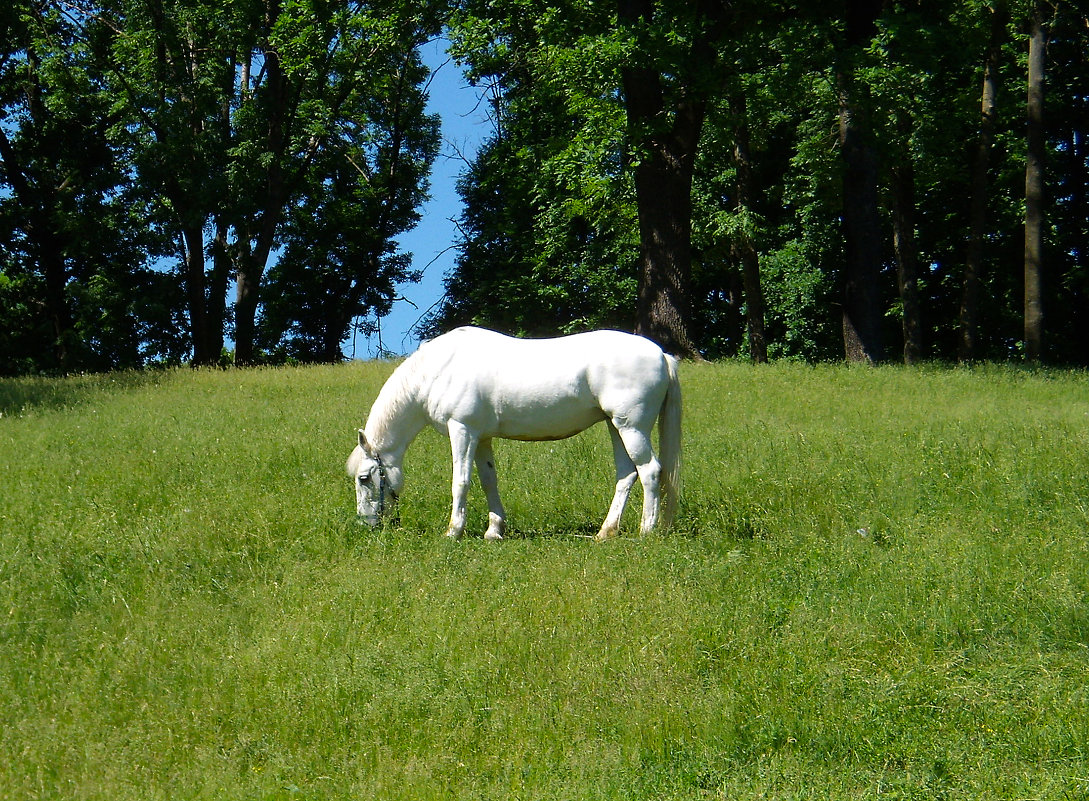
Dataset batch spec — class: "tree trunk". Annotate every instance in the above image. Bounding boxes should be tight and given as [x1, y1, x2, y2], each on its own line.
[234, 0, 287, 366]
[627, 152, 702, 358]
[321, 308, 350, 363]
[838, 83, 885, 363]
[233, 240, 261, 366]
[1073, 127, 1089, 365]
[41, 230, 70, 369]
[618, 0, 712, 360]
[0, 127, 69, 370]
[3, 46, 73, 370]
[233, 217, 281, 365]
[891, 159, 922, 364]
[181, 224, 214, 365]
[1024, 7, 1046, 362]
[730, 93, 768, 363]
[620, 85, 704, 358]
[209, 221, 232, 358]
[959, 1, 1006, 363]
[838, 0, 885, 364]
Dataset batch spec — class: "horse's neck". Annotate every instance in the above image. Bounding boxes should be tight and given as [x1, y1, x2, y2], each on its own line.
[365, 372, 427, 462]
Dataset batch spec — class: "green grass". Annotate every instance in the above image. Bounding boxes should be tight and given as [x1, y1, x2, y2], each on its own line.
[1, 361, 1088, 799]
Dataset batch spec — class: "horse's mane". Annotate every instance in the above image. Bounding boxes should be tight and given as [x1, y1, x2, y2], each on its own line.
[364, 348, 428, 450]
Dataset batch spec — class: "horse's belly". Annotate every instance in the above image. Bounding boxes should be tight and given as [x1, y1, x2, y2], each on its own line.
[494, 401, 604, 441]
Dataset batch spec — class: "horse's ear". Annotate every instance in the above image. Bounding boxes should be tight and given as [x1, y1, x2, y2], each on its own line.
[358, 429, 372, 454]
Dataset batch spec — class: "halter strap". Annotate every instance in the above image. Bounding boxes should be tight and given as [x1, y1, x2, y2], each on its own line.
[374, 452, 399, 517]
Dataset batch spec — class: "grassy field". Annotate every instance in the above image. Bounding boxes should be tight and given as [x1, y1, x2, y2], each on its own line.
[1, 360, 1087, 799]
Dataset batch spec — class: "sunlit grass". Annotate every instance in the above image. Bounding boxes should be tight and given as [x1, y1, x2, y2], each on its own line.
[1, 361, 1087, 799]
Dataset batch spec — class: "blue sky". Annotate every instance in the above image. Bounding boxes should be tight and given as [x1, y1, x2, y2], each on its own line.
[347, 38, 492, 359]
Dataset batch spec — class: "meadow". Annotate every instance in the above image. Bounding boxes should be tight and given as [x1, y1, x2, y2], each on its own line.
[1, 360, 1087, 800]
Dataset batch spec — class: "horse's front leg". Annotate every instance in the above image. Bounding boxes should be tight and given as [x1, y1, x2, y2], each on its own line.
[475, 439, 506, 541]
[445, 421, 478, 540]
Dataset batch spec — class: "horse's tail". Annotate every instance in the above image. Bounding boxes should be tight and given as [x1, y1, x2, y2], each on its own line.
[658, 354, 682, 530]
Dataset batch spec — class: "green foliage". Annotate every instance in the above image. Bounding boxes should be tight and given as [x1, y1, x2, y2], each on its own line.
[0, 0, 444, 373]
[756, 243, 838, 360]
[440, 1, 1089, 364]
[0, 0, 178, 373]
[257, 21, 442, 362]
[2, 362, 1088, 798]
[4, 1, 1089, 368]
[422, 0, 640, 339]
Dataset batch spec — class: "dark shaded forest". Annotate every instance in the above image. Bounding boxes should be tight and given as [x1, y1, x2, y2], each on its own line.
[2, 1, 1087, 373]
[429, 0, 1088, 365]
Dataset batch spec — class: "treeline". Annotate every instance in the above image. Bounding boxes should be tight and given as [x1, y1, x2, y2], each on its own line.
[1, 0, 442, 374]
[3, 2, 1087, 373]
[426, 0, 1089, 364]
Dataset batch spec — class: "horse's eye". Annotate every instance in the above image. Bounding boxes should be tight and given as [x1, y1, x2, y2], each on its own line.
[358, 474, 370, 485]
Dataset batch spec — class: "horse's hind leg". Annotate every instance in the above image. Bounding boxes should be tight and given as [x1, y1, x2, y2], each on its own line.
[612, 423, 662, 536]
[475, 439, 506, 541]
[596, 421, 639, 541]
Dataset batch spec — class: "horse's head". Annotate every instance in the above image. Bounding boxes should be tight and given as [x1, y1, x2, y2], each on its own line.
[347, 429, 402, 526]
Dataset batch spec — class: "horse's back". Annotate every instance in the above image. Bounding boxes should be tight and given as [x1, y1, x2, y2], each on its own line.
[435, 326, 663, 362]
[416, 327, 671, 438]
[434, 327, 668, 387]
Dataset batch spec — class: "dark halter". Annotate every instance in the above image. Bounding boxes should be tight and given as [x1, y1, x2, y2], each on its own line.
[374, 452, 399, 517]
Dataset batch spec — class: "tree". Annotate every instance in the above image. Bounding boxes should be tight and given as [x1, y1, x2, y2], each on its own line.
[960, 1, 1008, 362]
[890, 142, 922, 364]
[257, 45, 440, 361]
[870, 0, 974, 364]
[426, 0, 640, 339]
[0, 0, 444, 373]
[617, 0, 733, 358]
[90, 0, 442, 364]
[441, 0, 763, 358]
[437, 0, 1089, 366]
[92, 0, 239, 364]
[9, 1, 1088, 371]
[727, 91, 768, 362]
[0, 17, 72, 368]
[1023, 2, 1046, 361]
[693, 14, 844, 361]
[1045, 3, 1089, 364]
[0, 1, 184, 373]
[837, 0, 885, 363]
[226, 1, 443, 363]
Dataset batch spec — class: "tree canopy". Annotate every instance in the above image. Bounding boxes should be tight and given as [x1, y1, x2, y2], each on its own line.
[427, 0, 1089, 365]
[1, 0, 442, 372]
[2, 0, 1087, 372]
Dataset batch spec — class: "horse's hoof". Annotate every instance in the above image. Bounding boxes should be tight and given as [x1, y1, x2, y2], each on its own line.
[484, 517, 505, 541]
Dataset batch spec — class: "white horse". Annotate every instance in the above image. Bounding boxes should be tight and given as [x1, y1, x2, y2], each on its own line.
[346, 326, 681, 541]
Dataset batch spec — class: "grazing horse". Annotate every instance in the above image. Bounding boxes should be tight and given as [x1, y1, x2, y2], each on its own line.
[346, 326, 681, 541]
